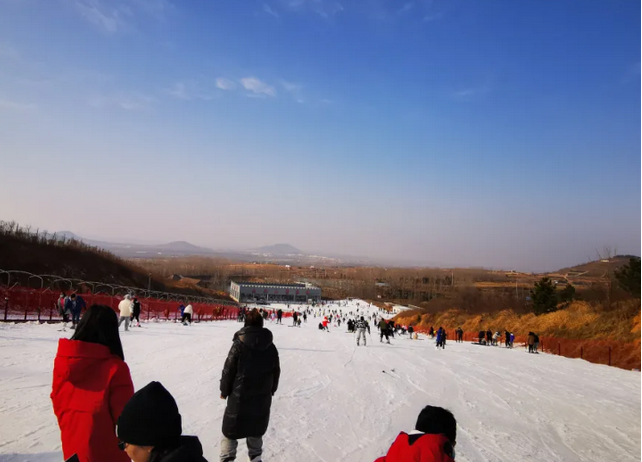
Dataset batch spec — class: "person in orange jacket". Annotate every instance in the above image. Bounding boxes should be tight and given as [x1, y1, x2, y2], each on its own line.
[375, 405, 456, 462]
[51, 305, 134, 462]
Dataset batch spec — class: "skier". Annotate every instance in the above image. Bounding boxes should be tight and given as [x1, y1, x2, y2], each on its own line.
[355, 316, 370, 346]
[292, 311, 299, 326]
[375, 405, 456, 462]
[533, 333, 540, 353]
[303, 312, 307, 323]
[455, 327, 463, 343]
[408, 325, 414, 339]
[276, 309, 283, 324]
[429, 326, 435, 338]
[527, 332, 535, 353]
[181, 303, 193, 325]
[478, 330, 485, 345]
[505, 330, 511, 348]
[322, 315, 329, 331]
[57, 292, 69, 323]
[220, 309, 280, 462]
[51, 305, 134, 462]
[69, 293, 86, 329]
[116, 381, 207, 462]
[492, 331, 500, 346]
[509, 332, 515, 348]
[118, 295, 133, 331]
[486, 329, 492, 346]
[379, 318, 390, 344]
[131, 297, 141, 327]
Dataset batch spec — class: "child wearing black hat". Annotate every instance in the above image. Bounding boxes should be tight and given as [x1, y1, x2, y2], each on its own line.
[117, 381, 208, 462]
[374, 405, 457, 461]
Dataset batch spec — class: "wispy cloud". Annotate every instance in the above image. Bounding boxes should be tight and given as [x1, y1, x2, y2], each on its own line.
[397, 2, 414, 15]
[73, 0, 172, 33]
[283, 0, 343, 18]
[0, 98, 37, 112]
[74, 0, 131, 33]
[89, 92, 155, 110]
[240, 77, 276, 97]
[216, 77, 236, 91]
[280, 79, 304, 103]
[166, 82, 190, 100]
[164, 81, 217, 101]
[263, 3, 280, 18]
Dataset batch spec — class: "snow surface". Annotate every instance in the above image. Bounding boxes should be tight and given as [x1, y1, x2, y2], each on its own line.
[0, 299, 639, 462]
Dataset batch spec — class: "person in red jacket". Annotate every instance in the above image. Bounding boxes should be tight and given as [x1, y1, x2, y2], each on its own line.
[51, 304, 134, 462]
[375, 405, 457, 462]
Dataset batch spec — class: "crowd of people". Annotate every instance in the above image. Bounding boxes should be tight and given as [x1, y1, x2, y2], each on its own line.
[50, 300, 459, 461]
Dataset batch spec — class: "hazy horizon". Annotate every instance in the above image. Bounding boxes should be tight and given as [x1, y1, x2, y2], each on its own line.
[0, 1, 639, 273]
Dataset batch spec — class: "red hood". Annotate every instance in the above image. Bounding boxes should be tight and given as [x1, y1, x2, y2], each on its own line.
[55, 339, 116, 382]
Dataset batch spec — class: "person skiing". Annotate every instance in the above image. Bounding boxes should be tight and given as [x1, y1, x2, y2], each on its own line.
[375, 405, 456, 462]
[292, 311, 298, 326]
[486, 329, 492, 346]
[379, 318, 390, 344]
[131, 297, 141, 327]
[118, 294, 133, 331]
[322, 315, 329, 331]
[303, 312, 307, 323]
[355, 316, 370, 346]
[220, 309, 280, 462]
[117, 381, 208, 462]
[527, 332, 536, 353]
[182, 303, 193, 325]
[533, 333, 540, 353]
[505, 330, 511, 348]
[509, 332, 515, 348]
[51, 305, 134, 462]
[429, 326, 435, 338]
[57, 292, 69, 324]
[179, 303, 186, 320]
[69, 293, 86, 329]
[408, 325, 414, 339]
[435, 327, 443, 348]
[455, 327, 463, 343]
[492, 331, 500, 346]
[478, 330, 485, 345]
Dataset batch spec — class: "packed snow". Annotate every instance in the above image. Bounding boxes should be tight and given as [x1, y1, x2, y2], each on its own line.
[0, 299, 639, 462]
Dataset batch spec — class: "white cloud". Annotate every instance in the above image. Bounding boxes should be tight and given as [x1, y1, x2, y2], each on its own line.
[263, 3, 280, 18]
[216, 78, 236, 91]
[89, 92, 155, 110]
[240, 77, 276, 97]
[282, 0, 343, 18]
[0, 98, 36, 112]
[397, 2, 414, 15]
[73, 0, 172, 33]
[280, 80, 301, 93]
[166, 82, 189, 100]
[75, 0, 130, 33]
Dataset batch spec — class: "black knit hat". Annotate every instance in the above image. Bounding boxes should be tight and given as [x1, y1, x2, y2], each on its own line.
[415, 405, 456, 444]
[117, 381, 182, 446]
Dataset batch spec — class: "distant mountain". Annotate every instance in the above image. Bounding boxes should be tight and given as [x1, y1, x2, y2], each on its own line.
[252, 244, 303, 255]
[159, 241, 212, 252]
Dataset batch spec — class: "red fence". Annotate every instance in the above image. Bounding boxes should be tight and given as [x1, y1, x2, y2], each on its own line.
[0, 286, 239, 322]
[408, 327, 640, 370]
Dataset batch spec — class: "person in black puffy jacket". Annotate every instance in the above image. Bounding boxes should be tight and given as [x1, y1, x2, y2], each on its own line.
[219, 308, 280, 462]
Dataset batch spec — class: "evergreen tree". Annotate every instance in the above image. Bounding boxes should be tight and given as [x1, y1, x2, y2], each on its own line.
[614, 257, 641, 298]
[531, 277, 558, 315]
[559, 284, 576, 304]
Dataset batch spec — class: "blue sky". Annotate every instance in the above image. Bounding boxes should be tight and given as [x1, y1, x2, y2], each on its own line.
[0, 0, 639, 271]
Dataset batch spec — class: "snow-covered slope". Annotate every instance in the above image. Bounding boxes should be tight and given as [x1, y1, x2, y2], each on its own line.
[0, 300, 639, 462]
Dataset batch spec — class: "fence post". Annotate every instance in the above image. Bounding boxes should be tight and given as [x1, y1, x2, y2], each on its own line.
[608, 347, 611, 366]
[558, 343, 560, 356]
[580, 346, 583, 359]
[4, 297, 8, 321]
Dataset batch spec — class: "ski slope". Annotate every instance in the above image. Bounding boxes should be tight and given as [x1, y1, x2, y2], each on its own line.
[0, 299, 639, 462]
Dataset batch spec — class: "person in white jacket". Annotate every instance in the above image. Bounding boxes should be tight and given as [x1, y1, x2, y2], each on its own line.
[182, 303, 193, 325]
[118, 294, 133, 331]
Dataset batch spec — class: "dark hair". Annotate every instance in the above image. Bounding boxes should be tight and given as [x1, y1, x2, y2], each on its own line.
[244, 308, 264, 327]
[71, 305, 125, 360]
[70, 293, 77, 299]
[415, 405, 456, 445]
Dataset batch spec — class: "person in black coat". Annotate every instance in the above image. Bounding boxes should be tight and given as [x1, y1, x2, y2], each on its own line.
[219, 309, 280, 462]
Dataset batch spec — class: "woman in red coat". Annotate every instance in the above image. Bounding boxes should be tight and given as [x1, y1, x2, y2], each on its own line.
[51, 304, 134, 462]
